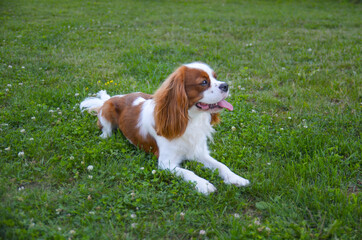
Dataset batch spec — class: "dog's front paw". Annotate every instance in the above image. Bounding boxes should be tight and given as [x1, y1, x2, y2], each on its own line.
[195, 180, 217, 195]
[224, 173, 250, 187]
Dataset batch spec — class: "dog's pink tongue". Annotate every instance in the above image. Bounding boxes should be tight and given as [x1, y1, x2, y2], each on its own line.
[218, 100, 233, 111]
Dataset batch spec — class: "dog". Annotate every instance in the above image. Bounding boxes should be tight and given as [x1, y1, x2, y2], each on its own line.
[80, 62, 250, 194]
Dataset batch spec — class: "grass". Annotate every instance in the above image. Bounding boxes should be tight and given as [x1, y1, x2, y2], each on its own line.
[0, 0, 360, 239]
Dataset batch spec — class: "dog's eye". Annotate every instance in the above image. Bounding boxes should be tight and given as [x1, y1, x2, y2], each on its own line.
[200, 80, 208, 86]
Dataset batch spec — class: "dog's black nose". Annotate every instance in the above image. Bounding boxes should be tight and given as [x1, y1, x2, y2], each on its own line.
[219, 83, 229, 92]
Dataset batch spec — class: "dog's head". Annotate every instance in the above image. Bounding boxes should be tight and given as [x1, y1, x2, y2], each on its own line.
[154, 62, 233, 140]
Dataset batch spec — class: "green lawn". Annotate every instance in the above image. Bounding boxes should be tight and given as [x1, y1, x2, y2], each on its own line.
[0, 0, 360, 239]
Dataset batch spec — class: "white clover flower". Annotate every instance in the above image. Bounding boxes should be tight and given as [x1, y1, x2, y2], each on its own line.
[288, 117, 292, 120]
[18, 186, 25, 191]
[74, 93, 80, 97]
[140, 167, 145, 170]
[130, 213, 136, 219]
[131, 192, 136, 198]
[88, 175, 93, 179]
[281, 67, 286, 70]
[20, 129, 26, 133]
[307, 48, 312, 52]
[87, 165, 94, 171]
[18, 151, 25, 157]
[69, 156, 74, 160]
[89, 211, 95, 215]
[131, 223, 137, 228]
[251, 109, 257, 113]
[69, 230, 76, 235]
[152, 170, 156, 174]
[180, 212, 185, 220]
[19, 82, 23, 86]
[29, 138, 34, 141]
[7, 84, 12, 87]
[304, 125, 308, 128]
[233, 213, 240, 218]
[231, 126, 236, 131]
[199, 230, 206, 235]
[280, 128, 284, 131]
[21, 66, 25, 69]
[8, 65, 12, 68]
[267, 162, 271, 165]
[31, 116, 36, 120]
[5, 147, 10, 151]
[49, 110, 54, 113]
[29, 223, 35, 228]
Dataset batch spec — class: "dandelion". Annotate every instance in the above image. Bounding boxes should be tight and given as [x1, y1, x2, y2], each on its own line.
[231, 126, 236, 131]
[130, 213, 136, 219]
[152, 170, 156, 174]
[131, 192, 136, 198]
[18, 151, 25, 157]
[88, 175, 93, 179]
[87, 165, 94, 171]
[87, 195, 92, 200]
[199, 230, 206, 235]
[180, 212, 185, 220]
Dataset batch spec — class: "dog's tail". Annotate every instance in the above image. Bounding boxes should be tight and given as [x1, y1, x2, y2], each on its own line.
[80, 90, 111, 115]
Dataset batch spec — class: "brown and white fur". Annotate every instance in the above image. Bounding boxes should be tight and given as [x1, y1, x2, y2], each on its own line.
[80, 62, 249, 194]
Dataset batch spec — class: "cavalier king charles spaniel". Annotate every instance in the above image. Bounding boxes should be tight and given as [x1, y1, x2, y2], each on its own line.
[80, 62, 249, 194]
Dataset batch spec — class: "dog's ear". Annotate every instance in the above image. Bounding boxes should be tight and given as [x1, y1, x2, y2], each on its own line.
[154, 66, 188, 140]
[211, 113, 220, 125]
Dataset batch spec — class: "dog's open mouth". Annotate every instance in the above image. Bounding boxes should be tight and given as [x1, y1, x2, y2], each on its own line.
[196, 100, 233, 111]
